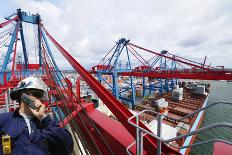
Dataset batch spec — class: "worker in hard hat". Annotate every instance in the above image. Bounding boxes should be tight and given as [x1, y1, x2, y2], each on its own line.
[0, 76, 73, 155]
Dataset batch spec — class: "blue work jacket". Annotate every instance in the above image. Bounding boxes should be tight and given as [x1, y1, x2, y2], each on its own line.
[0, 109, 73, 155]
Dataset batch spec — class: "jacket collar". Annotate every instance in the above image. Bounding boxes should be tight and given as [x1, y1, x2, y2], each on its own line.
[13, 108, 21, 117]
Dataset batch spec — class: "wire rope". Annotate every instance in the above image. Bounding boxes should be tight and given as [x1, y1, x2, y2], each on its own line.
[42, 38, 114, 155]
[41, 42, 89, 155]
[41, 41, 93, 155]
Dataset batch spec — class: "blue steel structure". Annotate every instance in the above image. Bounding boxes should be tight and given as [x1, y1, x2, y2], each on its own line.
[143, 50, 178, 97]
[95, 39, 180, 106]
[0, 9, 41, 82]
[0, 9, 62, 84]
[95, 38, 136, 109]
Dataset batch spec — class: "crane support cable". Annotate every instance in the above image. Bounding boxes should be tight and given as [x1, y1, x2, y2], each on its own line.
[42, 26, 181, 155]
[41, 40, 110, 155]
[42, 43, 90, 155]
[127, 45, 151, 67]
[98, 44, 117, 65]
[129, 42, 212, 71]
[127, 45, 151, 68]
[41, 38, 114, 155]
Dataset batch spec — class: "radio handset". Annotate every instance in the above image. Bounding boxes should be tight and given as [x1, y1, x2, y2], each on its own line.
[21, 93, 36, 110]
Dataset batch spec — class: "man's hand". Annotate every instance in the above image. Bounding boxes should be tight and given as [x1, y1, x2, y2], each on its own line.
[29, 98, 47, 121]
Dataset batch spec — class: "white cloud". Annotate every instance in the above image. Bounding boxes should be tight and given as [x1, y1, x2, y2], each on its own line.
[0, 0, 232, 69]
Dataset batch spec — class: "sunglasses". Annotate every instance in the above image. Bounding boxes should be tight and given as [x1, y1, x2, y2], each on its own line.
[25, 91, 44, 99]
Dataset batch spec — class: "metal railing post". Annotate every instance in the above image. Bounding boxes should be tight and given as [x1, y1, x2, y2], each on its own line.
[157, 114, 162, 155]
[138, 128, 143, 155]
[136, 114, 140, 155]
[135, 113, 144, 155]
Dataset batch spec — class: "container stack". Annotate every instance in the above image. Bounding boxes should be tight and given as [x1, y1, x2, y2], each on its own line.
[175, 122, 190, 134]
[172, 87, 183, 101]
[187, 82, 197, 90]
[156, 98, 168, 110]
[149, 97, 157, 108]
[194, 85, 206, 95]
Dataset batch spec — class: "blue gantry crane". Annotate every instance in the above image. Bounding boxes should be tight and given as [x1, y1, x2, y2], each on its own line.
[92, 38, 180, 109]
[0, 9, 61, 84]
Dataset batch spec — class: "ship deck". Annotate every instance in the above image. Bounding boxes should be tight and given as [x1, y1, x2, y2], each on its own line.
[133, 87, 209, 150]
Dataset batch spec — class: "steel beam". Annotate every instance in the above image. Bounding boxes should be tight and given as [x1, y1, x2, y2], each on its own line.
[38, 20, 42, 66]
[11, 30, 19, 77]
[43, 27, 180, 155]
[119, 71, 232, 80]
[129, 43, 212, 71]
[0, 16, 18, 28]
[17, 9, 39, 24]
[2, 21, 20, 72]
[19, 22, 28, 69]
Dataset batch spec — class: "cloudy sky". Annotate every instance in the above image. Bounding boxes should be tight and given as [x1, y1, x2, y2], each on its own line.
[0, 0, 232, 69]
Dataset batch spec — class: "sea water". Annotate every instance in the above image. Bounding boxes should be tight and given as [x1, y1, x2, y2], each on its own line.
[190, 81, 232, 155]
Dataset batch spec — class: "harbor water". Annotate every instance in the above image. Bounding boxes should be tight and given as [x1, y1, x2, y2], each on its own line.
[190, 81, 232, 155]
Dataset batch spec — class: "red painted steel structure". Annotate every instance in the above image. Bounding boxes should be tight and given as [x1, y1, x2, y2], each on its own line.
[76, 77, 81, 101]
[213, 142, 232, 155]
[43, 26, 180, 155]
[11, 30, 19, 78]
[90, 69, 232, 80]
[128, 43, 212, 71]
[119, 71, 232, 80]
[16, 64, 41, 70]
[0, 16, 18, 28]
